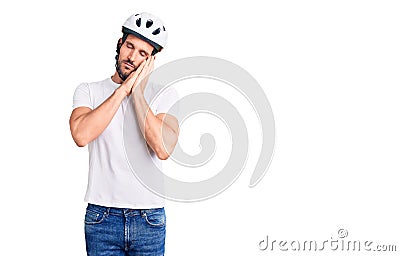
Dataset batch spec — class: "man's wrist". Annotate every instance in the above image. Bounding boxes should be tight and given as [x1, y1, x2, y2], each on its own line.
[132, 87, 144, 99]
[115, 86, 129, 99]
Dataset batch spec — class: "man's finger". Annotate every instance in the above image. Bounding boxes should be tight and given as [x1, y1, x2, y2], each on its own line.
[126, 61, 146, 83]
[149, 56, 155, 73]
[141, 57, 154, 77]
[141, 58, 150, 76]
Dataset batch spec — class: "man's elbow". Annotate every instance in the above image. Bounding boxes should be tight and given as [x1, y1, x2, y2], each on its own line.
[156, 150, 170, 160]
[73, 138, 88, 147]
[72, 131, 89, 147]
[155, 143, 178, 160]
[151, 132, 178, 160]
[74, 139, 88, 147]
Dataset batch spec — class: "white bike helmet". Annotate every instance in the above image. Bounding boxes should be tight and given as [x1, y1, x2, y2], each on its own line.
[122, 12, 167, 55]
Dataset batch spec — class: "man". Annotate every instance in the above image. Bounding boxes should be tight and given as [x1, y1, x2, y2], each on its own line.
[69, 12, 179, 256]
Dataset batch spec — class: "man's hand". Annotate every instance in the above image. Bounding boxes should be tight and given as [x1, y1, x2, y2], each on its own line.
[118, 56, 155, 97]
[118, 60, 146, 96]
[134, 55, 155, 95]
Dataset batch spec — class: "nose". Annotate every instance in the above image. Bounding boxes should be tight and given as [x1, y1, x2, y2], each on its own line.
[127, 50, 140, 64]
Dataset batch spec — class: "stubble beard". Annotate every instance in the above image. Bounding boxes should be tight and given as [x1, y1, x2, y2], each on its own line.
[116, 59, 136, 81]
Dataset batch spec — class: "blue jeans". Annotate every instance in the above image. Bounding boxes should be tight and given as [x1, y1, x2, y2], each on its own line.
[84, 203, 166, 256]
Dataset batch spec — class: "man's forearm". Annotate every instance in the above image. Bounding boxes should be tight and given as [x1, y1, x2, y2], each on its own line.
[70, 88, 126, 146]
[132, 90, 176, 160]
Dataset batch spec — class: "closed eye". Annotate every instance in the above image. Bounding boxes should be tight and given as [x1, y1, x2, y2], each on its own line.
[140, 51, 148, 57]
[126, 42, 134, 49]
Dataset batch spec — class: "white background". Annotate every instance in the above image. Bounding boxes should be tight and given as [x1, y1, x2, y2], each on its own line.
[0, 0, 399, 255]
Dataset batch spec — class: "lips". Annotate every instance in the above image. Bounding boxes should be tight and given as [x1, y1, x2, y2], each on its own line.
[123, 61, 135, 69]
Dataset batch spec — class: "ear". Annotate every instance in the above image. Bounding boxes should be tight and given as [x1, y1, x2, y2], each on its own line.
[118, 38, 122, 48]
[116, 38, 123, 56]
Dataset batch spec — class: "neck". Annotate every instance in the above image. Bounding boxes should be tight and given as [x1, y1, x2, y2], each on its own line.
[111, 71, 123, 84]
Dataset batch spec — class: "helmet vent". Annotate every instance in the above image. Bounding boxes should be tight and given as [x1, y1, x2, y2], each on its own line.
[146, 19, 153, 28]
[152, 28, 161, 35]
[122, 12, 167, 49]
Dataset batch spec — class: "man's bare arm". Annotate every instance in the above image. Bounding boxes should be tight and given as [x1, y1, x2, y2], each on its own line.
[69, 61, 146, 147]
[131, 56, 179, 160]
[69, 89, 127, 147]
[133, 91, 179, 160]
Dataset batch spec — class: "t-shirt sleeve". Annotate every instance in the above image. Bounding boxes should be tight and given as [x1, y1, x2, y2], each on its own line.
[155, 87, 180, 117]
[72, 83, 93, 110]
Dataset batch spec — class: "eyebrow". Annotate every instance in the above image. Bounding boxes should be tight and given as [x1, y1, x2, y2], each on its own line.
[126, 41, 150, 56]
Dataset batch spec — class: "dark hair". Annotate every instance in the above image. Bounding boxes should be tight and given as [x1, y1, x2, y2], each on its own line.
[114, 33, 130, 67]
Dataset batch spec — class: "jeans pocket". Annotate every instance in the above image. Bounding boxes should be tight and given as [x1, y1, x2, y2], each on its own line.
[144, 209, 166, 227]
[84, 208, 107, 225]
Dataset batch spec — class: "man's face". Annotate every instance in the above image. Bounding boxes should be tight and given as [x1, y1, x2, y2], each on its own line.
[116, 34, 154, 81]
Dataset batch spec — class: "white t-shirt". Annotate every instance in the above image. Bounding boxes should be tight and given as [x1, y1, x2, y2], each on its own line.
[72, 77, 179, 209]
